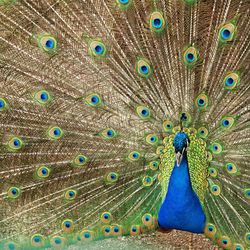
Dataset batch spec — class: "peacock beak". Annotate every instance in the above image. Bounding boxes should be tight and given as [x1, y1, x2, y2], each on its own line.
[176, 152, 183, 167]
[175, 145, 187, 167]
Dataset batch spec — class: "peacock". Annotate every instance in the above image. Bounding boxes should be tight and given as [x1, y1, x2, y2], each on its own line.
[0, 0, 249, 249]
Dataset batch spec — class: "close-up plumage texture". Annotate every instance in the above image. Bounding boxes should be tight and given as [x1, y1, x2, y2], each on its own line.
[0, 0, 249, 249]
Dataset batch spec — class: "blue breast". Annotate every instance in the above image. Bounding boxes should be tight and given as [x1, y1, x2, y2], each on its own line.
[158, 153, 206, 233]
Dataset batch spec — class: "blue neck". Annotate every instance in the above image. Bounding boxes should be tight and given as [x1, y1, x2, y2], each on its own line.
[158, 153, 206, 233]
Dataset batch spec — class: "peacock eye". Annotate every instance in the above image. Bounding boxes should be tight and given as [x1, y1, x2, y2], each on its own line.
[140, 65, 149, 74]
[136, 106, 151, 120]
[38, 34, 57, 52]
[47, 126, 63, 140]
[150, 12, 166, 33]
[106, 172, 119, 184]
[50, 236, 65, 247]
[7, 137, 24, 151]
[208, 167, 218, 177]
[89, 40, 107, 57]
[65, 189, 77, 201]
[142, 213, 153, 226]
[149, 160, 159, 171]
[62, 219, 74, 232]
[224, 72, 240, 90]
[72, 154, 88, 167]
[99, 128, 118, 140]
[80, 230, 94, 241]
[5, 242, 17, 250]
[243, 188, 250, 199]
[204, 223, 217, 238]
[219, 22, 236, 42]
[118, 0, 129, 4]
[85, 93, 102, 107]
[136, 59, 152, 78]
[195, 94, 209, 109]
[210, 183, 221, 196]
[183, 46, 199, 66]
[221, 116, 235, 129]
[220, 236, 231, 248]
[36, 166, 51, 179]
[145, 133, 159, 146]
[103, 226, 112, 236]
[7, 187, 21, 199]
[142, 176, 154, 187]
[0, 98, 8, 111]
[34, 90, 51, 105]
[101, 212, 112, 223]
[112, 225, 122, 236]
[186, 53, 195, 62]
[31, 234, 44, 247]
[210, 142, 223, 155]
[128, 151, 141, 161]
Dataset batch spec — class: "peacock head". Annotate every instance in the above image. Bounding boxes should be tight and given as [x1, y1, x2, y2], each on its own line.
[173, 132, 190, 166]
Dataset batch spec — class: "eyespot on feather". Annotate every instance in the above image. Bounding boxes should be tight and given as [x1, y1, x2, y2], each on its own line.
[36, 166, 51, 179]
[99, 128, 118, 140]
[142, 213, 153, 227]
[47, 126, 63, 140]
[103, 225, 112, 237]
[64, 189, 77, 201]
[197, 127, 209, 139]
[85, 93, 102, 107]
[100, 212, 112, 224]
[183, 46, 199, 67]
[219, 22, 236, 43]
[112, 225, 123, 236]
[209, 142, 223, 155]
[72, 154, 88, 167]
[37, 34, 57, 52]
[219, 235, 232, 249]
[243, 188, 250, 200]
[62, 219, 74, 233]
[34, 90, 51, 105]
[128, 151, 141, 161]
[31, 234, 44, 248]
[195, 93, 209, 109]
[209, 183, 221, 196]
[136, 59, 152, 78]
[163, 120, 174, 132]
[50, 236, 65, 248]
[116, 0, 131, 9]
[80, 230, 94, 241]
[225, 162, 239, 175]
[0, 98, 8, 112]
[88, 40, 107, 57]
[130, 225, 141, 236]
[136, 106, 151, 120]
[224, 72, 240, 90]
[145, 133, 159, 146]
[208, 167, 218, 178]
[204, 223, 217, 239]
[232, 243, 245, 250]
[7, 137, 24, 151]
[142, 176, 154, 187]
[149, 12, 166, 33]
[4, 242, 18, 250]
[7, 186, 21, 199]
[220, 116, 235, 129]
[105, 172, 119, 184]
[244, 232, 250, 244]
[149, 160, 160, 171]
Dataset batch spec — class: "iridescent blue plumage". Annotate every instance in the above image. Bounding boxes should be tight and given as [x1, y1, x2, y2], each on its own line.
[158, 132, 206, 233]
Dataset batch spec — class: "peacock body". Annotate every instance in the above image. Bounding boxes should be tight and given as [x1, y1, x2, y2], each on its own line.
[0, 0, 249, 249]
